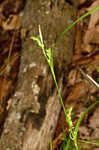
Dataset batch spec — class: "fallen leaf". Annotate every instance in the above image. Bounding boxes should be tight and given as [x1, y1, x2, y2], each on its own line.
[1, 0, 24, 17]
[68, 69, 81, 86]
[66, 81, 89, 102]
[86, 0, 99, 29]
[2, 14, 22, 30]
[79, 0, 86, 4]
[83, 25, 99, 52]
[82, 0, 99, 52]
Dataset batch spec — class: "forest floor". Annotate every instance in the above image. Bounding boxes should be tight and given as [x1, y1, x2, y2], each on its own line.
[0, 0, 99, 150]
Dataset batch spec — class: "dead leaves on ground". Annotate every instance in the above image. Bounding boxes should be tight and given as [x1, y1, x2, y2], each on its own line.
[53, 0, 99, 149]
[82, 0, 99, 52]
[0, 0, 23, 30]
[0, 0, 24, 126]
[0, 30, 21, 125]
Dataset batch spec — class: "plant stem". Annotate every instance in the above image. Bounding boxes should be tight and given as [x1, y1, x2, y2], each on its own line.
[50, 66, 67, 116]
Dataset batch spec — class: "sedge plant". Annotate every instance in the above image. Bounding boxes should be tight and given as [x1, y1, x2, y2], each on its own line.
[31, 26, 99, 150]
[31, 6, 99, 150]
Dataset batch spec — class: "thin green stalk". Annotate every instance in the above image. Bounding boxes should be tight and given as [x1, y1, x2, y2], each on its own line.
[50, 137, 53, 150]
[50, 66, 67, 116]
[63, 137, 71, 150]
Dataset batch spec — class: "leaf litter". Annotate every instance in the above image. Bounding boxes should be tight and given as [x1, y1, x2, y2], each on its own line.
[0, 0, 24, 128]
[0, 0, 99, 149]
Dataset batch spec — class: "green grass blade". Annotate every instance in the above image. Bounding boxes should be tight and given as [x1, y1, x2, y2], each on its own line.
[59, 6, 99, 40]
[79, 138, 99, 148]
[73, 100, 99, 148]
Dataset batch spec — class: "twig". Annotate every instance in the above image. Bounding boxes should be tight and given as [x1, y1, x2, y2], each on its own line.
[77, 67, 99, 88]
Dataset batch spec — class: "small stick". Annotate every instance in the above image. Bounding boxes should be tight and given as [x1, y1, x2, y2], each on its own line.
[77, 67, 99, 88]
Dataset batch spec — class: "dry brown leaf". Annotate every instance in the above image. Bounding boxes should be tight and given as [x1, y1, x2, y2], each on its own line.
[82, 0, 99, 52]
[0, 0, 24, 16]
[68, 69, 78, 86]
[87, 0, 99, 29]
[0, 30, 21, 125]
[66, 81, 89, 102]
[83, 25, 99, 51]
[68, 69, 81, 86]
[72, 54, 83, 63]
[0, 13, 5, 27]
[91, 25, 99, 44]
[79, 0, 86, 4]
[2, 14, 22, 30]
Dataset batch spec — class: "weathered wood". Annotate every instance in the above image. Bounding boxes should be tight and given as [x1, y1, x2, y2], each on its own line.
[0, 0, 78, 149]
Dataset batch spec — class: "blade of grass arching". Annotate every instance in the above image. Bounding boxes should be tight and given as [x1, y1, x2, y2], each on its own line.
[59, 6, 99, 40]
[73, 100, 99, 148]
